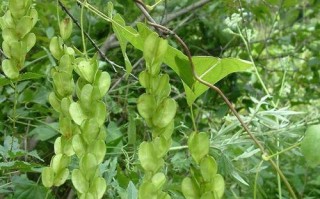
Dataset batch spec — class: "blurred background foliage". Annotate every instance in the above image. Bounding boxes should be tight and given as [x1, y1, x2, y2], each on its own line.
[0, 0, 320, 198]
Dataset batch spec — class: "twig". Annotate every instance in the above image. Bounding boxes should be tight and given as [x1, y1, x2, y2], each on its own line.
[58, 0, 122, 72]
[100, 0, 211, 53]
[134, 2, 298, 199]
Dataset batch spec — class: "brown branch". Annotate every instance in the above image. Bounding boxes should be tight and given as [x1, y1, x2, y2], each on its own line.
[134, 2, 298, 199]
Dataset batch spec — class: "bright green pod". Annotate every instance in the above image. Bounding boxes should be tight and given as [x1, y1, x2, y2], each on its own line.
[188, 132, 209, 164]
[89, 177, 107, 199]
[48, 92, 61, 112]
[74, 58, 98, 83]
[87, 139, 106, 164]
[91, 101, 107, 126]
[72, 169, 89, 193]
[2, 59, 19, 79]
[2, 28, 19, 42]
[151, 173, 166, 191]
[137, 94, 156, 119]
[42, 167, 54, 188]
[152, 136, 171, 158]
[200, 156, 218, 182]
[181, 177, 200, 199]
[211, 174, 225, 198]
[54, 137, 62, 154]
[59, 54, 74, 74]
[151, 98, 177, 128]
[50, 36, 64, 60]
[143, 32, 168, 76]
[139, 70, 150, 88]
[139, 182, 157, 199]
[93, 71, 111, 98]
[72, 134, 87, 158]
[60, 97, 72, 117]
[138, 141, 164, 173]
[301, 125, 320, 167]
[60, 17, 73, 40]
[51, 70, 74, 97]
[60, 136, 74, 156]
[152, 120, 174, 139]
[16, 16, 34, 38]
[81, 118, 100, 143]
[80, 153, 98, 180]
[9, 0, 29, 18]
[50, 154, 70, 173]
[53, 168, 69, 186]
[22, 32, 36, 53]
[0, 11, 15, 29]
[69, 102, 88, 125]
[155, 74, 171, 99]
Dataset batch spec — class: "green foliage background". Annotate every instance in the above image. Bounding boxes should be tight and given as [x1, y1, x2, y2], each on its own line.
[1, 0, 320, 198]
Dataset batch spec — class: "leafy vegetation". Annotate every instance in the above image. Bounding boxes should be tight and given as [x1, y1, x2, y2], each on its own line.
[1, 0, 320, 199]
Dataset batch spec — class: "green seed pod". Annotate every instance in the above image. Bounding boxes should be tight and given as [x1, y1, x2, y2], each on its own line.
[155, 74, 171, 99]
[72, 169, 89, 193]
[60, 17, 73, 40]
[89, 177, 107, 199]
[200, 156, 218, 182]
[48, 92, 61, 112]
[72, 134, 87, 158]
[81, 118, 100, 144]
[188, 132, 209, 164]
[42, 167, 54, 188]
[80, 153, 98, 180]
[50, 36, 64, 60]
[50, 154, 70, 173]
[69, 102, 88, 125]
[143, 33, 168, 76]
[139, 70, 150, 88]
[87, 139, 106, 164]
[0, 11, 15, 29]
[210, 174, 225, 198]
[139, 141, 164, 172]
[22, 32, 36, 52]
[60, 97, 72, 117]
[151, 98, 177, 128]
[181, 177, 200, 199]
[16, 16, 34, 38]
[137, 94, 156, 119]
[2, 59, 19, 79]
[53, 168, 69, 186]
[151, 173, 166, 191]
[93, 71, 111, 98]
[74, 59, 97, 83]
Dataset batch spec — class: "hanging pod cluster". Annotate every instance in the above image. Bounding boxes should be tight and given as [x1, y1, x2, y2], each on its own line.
[0, 0, 37, 79]
[42, 17, 111, 199]
[137, 32, 177, 199]
[41, 17, 77, 188]
[182, 132, 225, 199]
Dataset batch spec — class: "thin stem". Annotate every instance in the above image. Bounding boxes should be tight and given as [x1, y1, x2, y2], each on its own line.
[190, 105, 198, 132]
[80, 1, 88, 59]
[254, 160, 264, 199]
[264, 142, 301, 161]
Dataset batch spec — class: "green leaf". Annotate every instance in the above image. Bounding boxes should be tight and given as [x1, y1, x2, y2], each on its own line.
[13, 175, 54, 199]
[301, 125, 320, 167]
[188, 132, 209, 164]
[109, 22, 252, 105]
[28, 123, 59, 141]
[112, 14, 137, 78]
[127, 181, 138, 199]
